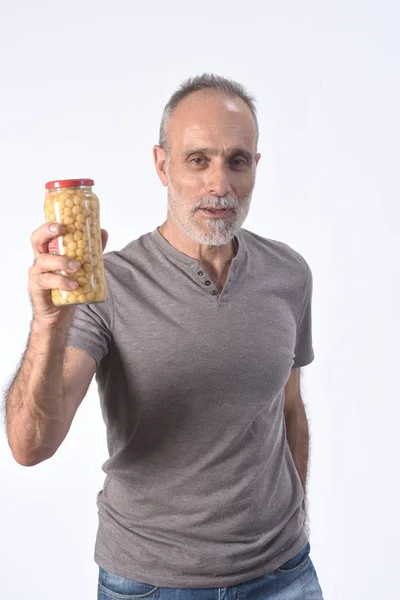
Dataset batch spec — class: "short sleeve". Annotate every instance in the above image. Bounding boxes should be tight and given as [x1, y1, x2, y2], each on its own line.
[66, 299, 112, 368]
[292, 262, 315, 368]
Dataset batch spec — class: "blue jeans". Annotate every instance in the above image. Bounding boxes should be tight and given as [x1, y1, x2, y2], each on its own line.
[97, 542, 324, 599]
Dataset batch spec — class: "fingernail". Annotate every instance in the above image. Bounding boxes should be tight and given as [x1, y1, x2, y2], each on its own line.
[68, 260, 80, 271]
[49, 224, 59, 233]
[68, 280, 78, 289]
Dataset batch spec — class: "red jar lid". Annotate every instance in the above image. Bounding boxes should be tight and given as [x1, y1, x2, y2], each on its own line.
[45, 179, 94, 189]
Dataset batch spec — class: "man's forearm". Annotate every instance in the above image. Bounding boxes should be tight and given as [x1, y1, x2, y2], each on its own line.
[285, 400, 309, 512]
[5, 319, 71, 466]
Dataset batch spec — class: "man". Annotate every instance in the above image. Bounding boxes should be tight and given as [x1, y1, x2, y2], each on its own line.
[5, 74, 324, 599]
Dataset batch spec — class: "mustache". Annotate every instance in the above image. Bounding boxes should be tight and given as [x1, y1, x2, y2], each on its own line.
[193, 195, 238, 211]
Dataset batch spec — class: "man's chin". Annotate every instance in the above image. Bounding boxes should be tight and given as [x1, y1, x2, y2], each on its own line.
[187, 228, 238, 247]
[169, 209, 242, 246]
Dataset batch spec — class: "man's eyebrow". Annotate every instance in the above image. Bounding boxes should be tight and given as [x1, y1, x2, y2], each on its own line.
[182, 147, 254, 159]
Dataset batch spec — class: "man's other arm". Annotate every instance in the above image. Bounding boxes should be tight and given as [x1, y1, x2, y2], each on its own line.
[284, 367, 309, 514]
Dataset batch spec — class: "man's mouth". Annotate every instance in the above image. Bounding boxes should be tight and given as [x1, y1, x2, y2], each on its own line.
[200, 207, 232, 217]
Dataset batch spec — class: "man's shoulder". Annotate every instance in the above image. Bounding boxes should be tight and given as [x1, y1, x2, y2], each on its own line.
[240, 228, 309, 271]
[102, 231, 154, 268]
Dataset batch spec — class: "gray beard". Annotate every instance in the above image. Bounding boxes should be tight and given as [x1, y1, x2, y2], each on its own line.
[167, 188, 252, 246]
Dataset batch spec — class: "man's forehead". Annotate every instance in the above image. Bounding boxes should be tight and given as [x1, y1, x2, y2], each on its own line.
[184, 124, 252, 139]
[168, 92, 256, 146]
[180, 126, 255, 154]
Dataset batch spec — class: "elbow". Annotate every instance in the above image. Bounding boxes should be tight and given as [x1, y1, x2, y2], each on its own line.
[15, 457, 41, 467]
[12, 453, 41, 467]
[7, 430, 58, 467]
[11, 449, 54, 467]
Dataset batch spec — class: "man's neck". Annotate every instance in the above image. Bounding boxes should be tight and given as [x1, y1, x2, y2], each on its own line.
[158, 222, 237, 277]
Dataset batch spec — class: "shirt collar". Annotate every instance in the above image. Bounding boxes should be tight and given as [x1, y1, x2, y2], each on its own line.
[150, 227, 244, 267]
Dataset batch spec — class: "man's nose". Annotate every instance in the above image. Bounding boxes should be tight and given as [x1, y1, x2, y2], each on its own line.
[204, 164, 231, 197]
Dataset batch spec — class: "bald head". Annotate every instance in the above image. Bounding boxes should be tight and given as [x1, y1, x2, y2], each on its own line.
[158, 74, 259, 158]
[164, 90, 258, 160]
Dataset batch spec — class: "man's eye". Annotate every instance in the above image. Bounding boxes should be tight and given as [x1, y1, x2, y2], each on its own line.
[231, 158, 247, 167]
[189, 156, 248, 166]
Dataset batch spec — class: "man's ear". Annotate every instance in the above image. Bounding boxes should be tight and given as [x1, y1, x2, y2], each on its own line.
[153, 145, 169, 187]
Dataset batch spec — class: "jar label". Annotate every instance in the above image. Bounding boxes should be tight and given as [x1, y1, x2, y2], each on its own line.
[48, 236, 60, 255]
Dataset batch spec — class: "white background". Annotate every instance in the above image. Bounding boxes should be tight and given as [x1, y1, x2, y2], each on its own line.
[0, 1, 398, 599]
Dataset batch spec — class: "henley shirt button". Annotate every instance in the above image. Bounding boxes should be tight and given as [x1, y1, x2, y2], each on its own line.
[211, 290, 218, 296]
[205, 280, 211, 286]
[197, 270, 204, 276]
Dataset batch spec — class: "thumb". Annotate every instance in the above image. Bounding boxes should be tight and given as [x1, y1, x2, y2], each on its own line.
[101, 229, 109, 251]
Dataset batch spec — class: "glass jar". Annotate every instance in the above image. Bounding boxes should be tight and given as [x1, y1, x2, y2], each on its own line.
[44, 178, 107, 306]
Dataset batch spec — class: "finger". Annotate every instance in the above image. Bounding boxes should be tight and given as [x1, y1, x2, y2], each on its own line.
[30, 253, 81, 275]
[30, 223, 63, 258]
[30, 271, 79, 294]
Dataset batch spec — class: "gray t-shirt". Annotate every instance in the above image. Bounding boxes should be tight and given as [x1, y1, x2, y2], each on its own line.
[66, 226, 315, 588]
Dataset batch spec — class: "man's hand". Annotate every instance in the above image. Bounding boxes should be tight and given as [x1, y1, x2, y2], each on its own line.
[28, 222, 108, 327]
